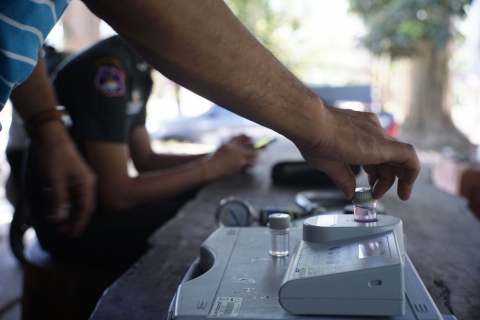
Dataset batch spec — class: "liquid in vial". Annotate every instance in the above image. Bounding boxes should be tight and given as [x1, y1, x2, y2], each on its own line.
[352, 187, 378, 222]
[269, 228, 289, 257]
[353, 203, 377, 222]
[268, 213, 290, 257]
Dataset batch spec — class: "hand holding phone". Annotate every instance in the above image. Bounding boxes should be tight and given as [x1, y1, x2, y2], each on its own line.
[253, 137, 276, 149]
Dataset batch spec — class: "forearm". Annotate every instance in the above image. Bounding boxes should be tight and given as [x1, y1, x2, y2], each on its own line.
[95, 135, 257, 211]
[9, 51, 70, 149]
[10, 51, 58, 119]
[83, 0, 324, 148]
[10, 51, 96, 237]
[103, 159, 212, 211]
[137, 153, 206, 172]
[10, 50, 76, 176]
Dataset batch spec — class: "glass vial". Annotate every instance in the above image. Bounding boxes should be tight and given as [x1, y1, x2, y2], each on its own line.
[268, 213, 291, 257]
[352, 187, 378, 222]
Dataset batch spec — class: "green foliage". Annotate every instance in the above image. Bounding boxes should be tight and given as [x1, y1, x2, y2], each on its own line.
[223, 0, 377, 85]
[226, 0, 279, 49]
[224, 0, 301, 68]
[349, 0, 471, 58]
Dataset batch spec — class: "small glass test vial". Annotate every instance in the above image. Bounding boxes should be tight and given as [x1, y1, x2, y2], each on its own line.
[268, 213, 291, 257]
[352, 187, 378, 222]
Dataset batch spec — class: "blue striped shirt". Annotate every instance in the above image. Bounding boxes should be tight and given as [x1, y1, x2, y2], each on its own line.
[0, 0, 69, 129]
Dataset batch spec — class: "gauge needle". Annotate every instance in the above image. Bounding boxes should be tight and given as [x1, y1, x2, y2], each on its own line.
[230, 212, 242, 226]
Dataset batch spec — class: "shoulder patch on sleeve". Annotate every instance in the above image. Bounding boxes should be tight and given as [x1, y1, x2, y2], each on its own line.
[94, 65, 126, 97]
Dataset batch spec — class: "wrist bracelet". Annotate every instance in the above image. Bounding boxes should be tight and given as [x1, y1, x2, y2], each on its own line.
[26, 108, 64, 128]
[25, 108, 64, 138]
[200, 160, 210, 182]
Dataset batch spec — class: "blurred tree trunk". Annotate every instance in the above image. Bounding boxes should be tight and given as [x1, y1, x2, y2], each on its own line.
[402, 41, 473, 154]
[62, 0, 100, 53]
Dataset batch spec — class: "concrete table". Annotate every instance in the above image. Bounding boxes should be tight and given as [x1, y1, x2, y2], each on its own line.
[90, 139, 480, 320]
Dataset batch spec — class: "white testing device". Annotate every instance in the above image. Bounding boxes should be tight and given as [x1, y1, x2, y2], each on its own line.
[279, 214, 405, 316]
[169, 189, 452, 319]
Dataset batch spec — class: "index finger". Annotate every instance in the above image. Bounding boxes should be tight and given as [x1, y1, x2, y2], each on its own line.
[384, 140, 420, 200]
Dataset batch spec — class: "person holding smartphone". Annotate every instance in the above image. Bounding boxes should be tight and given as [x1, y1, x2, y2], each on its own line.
[25, 36, 259, 267]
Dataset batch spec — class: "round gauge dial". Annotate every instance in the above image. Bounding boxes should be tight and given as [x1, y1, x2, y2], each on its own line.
[215, 197, 256, 227]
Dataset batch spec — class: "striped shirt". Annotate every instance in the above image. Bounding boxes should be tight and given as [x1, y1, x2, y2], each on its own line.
[0, 0, 70, 129]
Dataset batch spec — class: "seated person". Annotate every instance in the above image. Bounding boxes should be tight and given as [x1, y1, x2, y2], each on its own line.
[6, 46, 70, 262]
[25, 35, 259, 269]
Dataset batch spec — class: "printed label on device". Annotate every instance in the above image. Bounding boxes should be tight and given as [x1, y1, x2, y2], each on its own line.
[209, 297, 243, 317]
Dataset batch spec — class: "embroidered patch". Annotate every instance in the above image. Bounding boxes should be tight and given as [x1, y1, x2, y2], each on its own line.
[94, 66, 126, 97]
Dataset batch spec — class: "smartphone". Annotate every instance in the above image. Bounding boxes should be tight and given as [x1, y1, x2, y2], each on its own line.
[253, 137, 276, 149]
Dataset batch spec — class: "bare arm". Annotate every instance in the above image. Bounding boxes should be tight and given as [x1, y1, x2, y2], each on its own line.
[83, 0, 317, 146]
[86, 128, 258, 212]
[83, 0, 420, 200]
[11, 52, 58, 119]
[128, 126, 204, 172]
[10, 52, 96, 237]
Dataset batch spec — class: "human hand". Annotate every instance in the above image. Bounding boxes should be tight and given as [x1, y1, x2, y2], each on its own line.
[207, 135, 259, 179]
[228, 134, 255, 148]
[296, 104, 420, 200]
[35, 122, 97, 237]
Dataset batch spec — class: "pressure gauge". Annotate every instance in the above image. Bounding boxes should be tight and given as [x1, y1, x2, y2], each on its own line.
[215, 197, 256, 227]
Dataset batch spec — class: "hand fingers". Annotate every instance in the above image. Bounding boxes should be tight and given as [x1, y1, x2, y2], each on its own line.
[68, 180, 96, 237]
[363, 142, 419, 200]
[392, 164, 416, 200]
[237, 146, 258, 159]
[230, 134, 252, 146]
[362, 142, 419, 200]
[383, 141, 420, 200]
[371, 163, 395, 199]
[235, 148, 258, 167]
[56, 201, 93, 238]
[362, 165, 379, 189]
[296, 106, 419, 201]
[48, 170, 96, 238]
[363, 164, 396, 199]
[309, 159, 357, 199]
[47, 204, 71, 223]
[48, 175, 71, 224]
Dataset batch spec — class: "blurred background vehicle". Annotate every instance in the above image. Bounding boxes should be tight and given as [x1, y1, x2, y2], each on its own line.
[375, 111, 399, 138]
[147, 105, 260, 143]
[146, 85, 399, 144]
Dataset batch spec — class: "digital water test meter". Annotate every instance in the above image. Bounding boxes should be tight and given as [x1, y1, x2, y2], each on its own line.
[169, 189, 453, 319]
[279, 214, 405, 316]
[168, 216, 452, 319]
